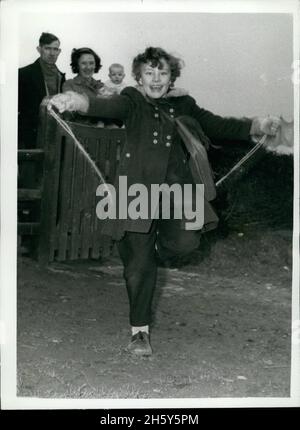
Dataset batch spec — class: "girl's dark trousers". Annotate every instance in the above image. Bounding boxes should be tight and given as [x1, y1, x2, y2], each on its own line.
[117, 217, 201, 326]
[117, 145, 202, 326]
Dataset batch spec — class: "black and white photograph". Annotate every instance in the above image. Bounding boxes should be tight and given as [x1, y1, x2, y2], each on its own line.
[1, 0, 299, 410]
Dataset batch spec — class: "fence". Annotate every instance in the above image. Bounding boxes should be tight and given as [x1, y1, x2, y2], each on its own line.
[18, 106, 126, 264]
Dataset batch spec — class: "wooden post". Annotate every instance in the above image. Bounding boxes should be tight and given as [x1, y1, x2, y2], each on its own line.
[37, 104, 62, 264]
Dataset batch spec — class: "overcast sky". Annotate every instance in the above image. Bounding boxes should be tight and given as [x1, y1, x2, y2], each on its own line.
[16, 9, 294, 119]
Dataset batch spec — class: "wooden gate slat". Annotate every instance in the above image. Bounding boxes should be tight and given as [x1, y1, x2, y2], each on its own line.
[78, 137, 89, 259]
[81, 136, 98, 258]
[38, 110, 62, 264]
[56, 135, 74, 260]
[93, 132, 111, 255]
[70, 145, 85, 260]
[90, 138, 102, 259]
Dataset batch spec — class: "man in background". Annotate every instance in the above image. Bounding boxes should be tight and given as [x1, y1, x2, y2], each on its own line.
[18, 32, 65, 254]
[18, 32, 65, 149]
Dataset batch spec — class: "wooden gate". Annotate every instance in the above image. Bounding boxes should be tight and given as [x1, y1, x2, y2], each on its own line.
[19, 106, 126, 264]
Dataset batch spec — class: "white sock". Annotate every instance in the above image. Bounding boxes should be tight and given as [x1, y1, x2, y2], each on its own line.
[131, 325, 149, 335]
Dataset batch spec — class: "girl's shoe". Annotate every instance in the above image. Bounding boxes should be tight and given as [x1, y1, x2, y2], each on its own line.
[126, 331, 152, 356]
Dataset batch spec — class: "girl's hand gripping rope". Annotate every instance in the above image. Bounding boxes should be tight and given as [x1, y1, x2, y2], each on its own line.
[250, 115, 281, 137]
[47, 91, 89, 113]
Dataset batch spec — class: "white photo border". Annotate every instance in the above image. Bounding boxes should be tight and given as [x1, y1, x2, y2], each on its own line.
[1, 0, 299, 409]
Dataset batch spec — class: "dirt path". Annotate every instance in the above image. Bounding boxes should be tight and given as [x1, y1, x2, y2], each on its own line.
[17, 228, 292, 399]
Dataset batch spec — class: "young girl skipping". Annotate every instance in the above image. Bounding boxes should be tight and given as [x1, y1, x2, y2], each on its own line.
[49, 47, 280, 356]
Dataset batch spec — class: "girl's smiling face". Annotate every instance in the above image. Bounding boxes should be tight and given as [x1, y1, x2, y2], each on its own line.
[140, 58, 172, 99]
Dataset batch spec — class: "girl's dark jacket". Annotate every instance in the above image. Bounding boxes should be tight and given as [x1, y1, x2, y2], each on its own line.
[87, 86, 252, 240]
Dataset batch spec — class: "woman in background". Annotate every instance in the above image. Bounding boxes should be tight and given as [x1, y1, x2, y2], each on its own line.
[63, 47, 105, 125]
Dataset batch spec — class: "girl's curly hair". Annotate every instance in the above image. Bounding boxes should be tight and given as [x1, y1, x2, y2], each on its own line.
[132, 47, 184, 85]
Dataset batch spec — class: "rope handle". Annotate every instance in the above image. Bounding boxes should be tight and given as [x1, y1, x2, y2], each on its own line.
[215, 134, 267, 187]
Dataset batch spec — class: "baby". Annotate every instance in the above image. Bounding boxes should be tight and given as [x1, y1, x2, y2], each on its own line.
[99, 63, 127, 96]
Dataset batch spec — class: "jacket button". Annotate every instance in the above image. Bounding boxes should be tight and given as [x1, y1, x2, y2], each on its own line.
[154, 113, 159, 118]
[166, 135, 171, 140]
[154, 106, 159, 110]
[170, 115, 174, 118]
[153, 139, 158, 144]
[153, 131, 158, 136]
[125, 152, 131, 158]
[169, 108, 174, 113]
[166, 142, 171, 147]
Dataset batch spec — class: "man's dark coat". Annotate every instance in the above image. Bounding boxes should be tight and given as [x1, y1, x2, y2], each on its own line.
[18, 59, 65, 148]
